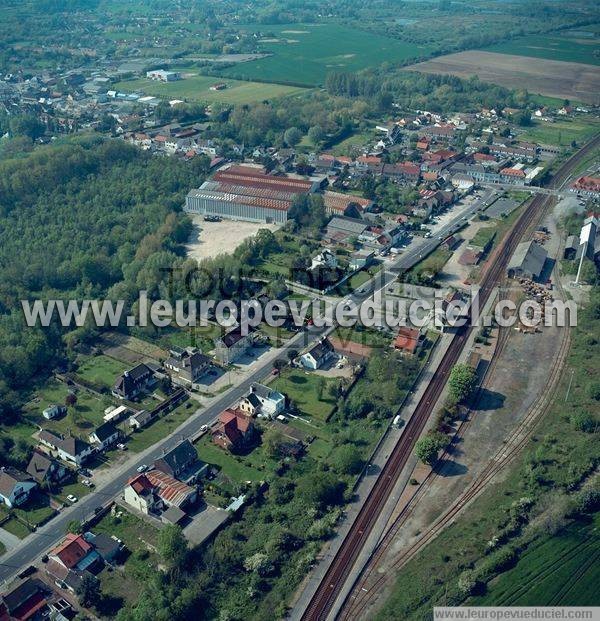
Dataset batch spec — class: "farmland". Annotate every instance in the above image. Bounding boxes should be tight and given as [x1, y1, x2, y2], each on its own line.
[469, 515, 600, 606]
[482, 30, 600, 67]
[219, 23, 432, 86]
[407, 51, 600, 105]
[114, 74, 307, 105]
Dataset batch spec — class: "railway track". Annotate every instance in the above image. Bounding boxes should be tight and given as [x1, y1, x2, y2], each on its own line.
[342, 320, 571, 620]
[299, 134, 600, 621]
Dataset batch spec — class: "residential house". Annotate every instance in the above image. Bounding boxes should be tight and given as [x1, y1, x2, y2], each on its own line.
[48, 533, 101, 573]
[299, 338, 335, 370]
[26, 450, 68, 486]
[88, 422, 121, 451]
[0, 578, 68, 621]
[112, 363, 154, 400]
[83, 531, 122, 565]
[123, 473, 162, 515]
[310, 249, 338, 271]
[38, 430, 94, 467]
[0, 467, 36, 508]
[349, 248, 375, 271]
[154, 440, 208, 484]
[393, 327, 422, 355]
[164, 347, 211, 386]
[239, 383, 285, 419]
[212, 408, 255, 452]
[146, 469, 198, 508]
[215, 326, 256, 364]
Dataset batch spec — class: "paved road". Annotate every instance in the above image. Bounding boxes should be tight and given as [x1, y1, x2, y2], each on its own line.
[0, 188, 495, 583]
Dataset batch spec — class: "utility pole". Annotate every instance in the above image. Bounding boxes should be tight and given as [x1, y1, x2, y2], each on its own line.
[565, 369, 575, 402]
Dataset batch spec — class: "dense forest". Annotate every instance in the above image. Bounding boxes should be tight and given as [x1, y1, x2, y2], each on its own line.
[0, 137, 211, 425]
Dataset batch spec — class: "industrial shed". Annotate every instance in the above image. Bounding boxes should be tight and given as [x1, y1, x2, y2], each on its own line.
[507, 241, 547, 280]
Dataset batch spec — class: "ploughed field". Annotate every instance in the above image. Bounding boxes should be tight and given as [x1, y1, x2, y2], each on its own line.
[406, 50, 600, 105]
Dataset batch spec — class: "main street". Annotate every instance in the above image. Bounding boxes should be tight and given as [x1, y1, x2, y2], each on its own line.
[0, 186, 496, 584]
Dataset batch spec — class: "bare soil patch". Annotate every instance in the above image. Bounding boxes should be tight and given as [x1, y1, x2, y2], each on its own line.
[407, 51, 600, 104]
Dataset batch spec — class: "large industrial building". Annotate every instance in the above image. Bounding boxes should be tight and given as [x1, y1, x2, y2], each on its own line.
[185, 165, 318, 224]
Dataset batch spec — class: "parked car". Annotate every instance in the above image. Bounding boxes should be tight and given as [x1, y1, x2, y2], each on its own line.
[66, 495, 77, 503]
[137, 464, 148, 473]
[82, 479, 94, 488]
[116, 443, 127, 451]
[200, 424, 208, 432]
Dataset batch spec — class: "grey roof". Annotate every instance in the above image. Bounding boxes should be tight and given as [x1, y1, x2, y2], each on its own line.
[39, 429, 91, 457]
[26, 450, 56, 482]
[162, 505, 186, 524]
[245, 392, 262, 408]
[0, 467, 34, 498]
[326, 216, 367, 236]
[508, 241, 547, 278]
[307, 338, 334, 363]
[92, 421, 119, 442]
[565, 235, 578, 250]
[154, 440, 198, 477]
[250, 382, 272, 399]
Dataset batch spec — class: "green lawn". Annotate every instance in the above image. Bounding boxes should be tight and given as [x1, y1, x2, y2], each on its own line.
[12, 492, 55, 527]
[23, 379, 114, 436]
[520, 117, 600, 147]
[2, 518, 31, 539]
[76, 354, 129, 388]
[470, 226, 497, 250]
[271, 369, 337, 421]
[114, 74, 307, 104]
[94, 509, 160, 614]
[329, 131, 374, 156]
[126, 401, 197, 452]
[220, 23, 433, 86]
[156, 323, 222, 354]
[331, 325, 392, 348]
[196, 437, 266, 484]
[482, 32, 600, 66]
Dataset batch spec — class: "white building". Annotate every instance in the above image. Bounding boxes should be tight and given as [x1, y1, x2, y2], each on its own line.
[146, 70, 181, 82]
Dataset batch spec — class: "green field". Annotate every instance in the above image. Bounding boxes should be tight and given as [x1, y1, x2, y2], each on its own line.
[483, 31, 600, 66]
[470, 515, 600, 606]
[271, 369, 338, 422]
[520, 117, 600, 147]
[220, 23, 433, 86]
[114, 74, 307, 104]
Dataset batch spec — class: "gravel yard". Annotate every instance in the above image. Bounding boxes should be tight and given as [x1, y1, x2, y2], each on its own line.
[185, 216, 280, 261]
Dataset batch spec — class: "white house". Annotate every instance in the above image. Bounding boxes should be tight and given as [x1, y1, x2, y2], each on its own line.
[299, 338, 335, 370]
[88, 422, 121, 451]
[39, 430, 95, 467]
[310, 249, 338, 271]
[0, 467, 37, 508]
[239, 383, 286, 419]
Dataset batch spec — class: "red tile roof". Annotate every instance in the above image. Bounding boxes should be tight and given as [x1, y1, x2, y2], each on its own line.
[51, 533, 92, 569]
[393, 327, 421, 354]
[572, 176, 600, 192]
[214, 166, 312, 194]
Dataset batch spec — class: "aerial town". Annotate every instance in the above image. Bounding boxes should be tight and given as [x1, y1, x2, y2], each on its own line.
[0, 1, 598, 620]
